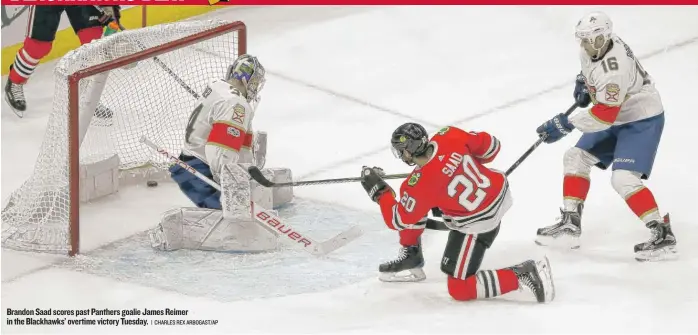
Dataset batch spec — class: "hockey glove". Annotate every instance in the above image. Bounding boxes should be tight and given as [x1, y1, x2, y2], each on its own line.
[573, 73, 592, 108]
[360, 166, 394, 203]
[536, 113, 575, 144]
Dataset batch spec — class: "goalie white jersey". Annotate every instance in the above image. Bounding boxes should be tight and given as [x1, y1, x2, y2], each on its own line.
[570, 35, 664, 133]
[148, 55, 298, 253]
[184, 78, 256, 181]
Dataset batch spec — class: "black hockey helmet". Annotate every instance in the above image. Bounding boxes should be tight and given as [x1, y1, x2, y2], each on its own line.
[391, 122, 429, 166]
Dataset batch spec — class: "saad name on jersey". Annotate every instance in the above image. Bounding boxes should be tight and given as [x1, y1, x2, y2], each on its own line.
[442, 152, 464, 177]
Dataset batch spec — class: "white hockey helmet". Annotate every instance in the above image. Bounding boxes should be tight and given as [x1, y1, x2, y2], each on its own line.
[575, 12, 613, 60]
[226, 54, 266, 105]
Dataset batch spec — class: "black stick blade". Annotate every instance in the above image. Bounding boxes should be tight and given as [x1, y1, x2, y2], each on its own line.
[248, 166, 275, 187]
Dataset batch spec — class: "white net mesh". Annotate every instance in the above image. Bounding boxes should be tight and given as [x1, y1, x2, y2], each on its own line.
[1, 19, 243, 254]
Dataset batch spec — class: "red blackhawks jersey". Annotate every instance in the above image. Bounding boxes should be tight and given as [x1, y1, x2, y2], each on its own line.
[378, 126, 513, 235]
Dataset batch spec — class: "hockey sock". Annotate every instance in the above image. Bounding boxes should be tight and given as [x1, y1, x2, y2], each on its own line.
[9, 38, 52, 84]
[447, 269, 519, 301]
[562, 174, 590, 212]
[77, 27, 103, 45]
[398, 228, 424, 247]
[625, 187, 662, 223]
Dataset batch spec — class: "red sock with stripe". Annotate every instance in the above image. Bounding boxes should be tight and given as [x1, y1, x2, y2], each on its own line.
[563, 174, 590, 211]
[625, 187, 661, 223]
[447, 269, 519, 301]
[9, 38, 52, 84]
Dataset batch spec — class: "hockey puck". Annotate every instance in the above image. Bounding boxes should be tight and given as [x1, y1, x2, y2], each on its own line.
[147, 180, 158, 187]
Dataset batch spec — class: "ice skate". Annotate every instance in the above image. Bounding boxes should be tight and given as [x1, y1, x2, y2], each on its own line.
[5, 77, 27, 117]
[93, 103, 114, 127]
[535, 203, 582, 249]
[634, 214, 678, 262]
[379, 243, 426, 282]
[509, 256, 555, 303]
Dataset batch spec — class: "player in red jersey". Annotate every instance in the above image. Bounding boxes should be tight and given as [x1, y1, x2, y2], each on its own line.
[360, 123, 555, 303]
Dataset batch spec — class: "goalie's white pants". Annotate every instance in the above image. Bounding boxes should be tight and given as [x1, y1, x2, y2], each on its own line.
[149, 164, 294, 252]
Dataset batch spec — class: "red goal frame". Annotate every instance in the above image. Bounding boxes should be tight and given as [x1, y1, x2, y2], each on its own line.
[66, 21, 247, 256]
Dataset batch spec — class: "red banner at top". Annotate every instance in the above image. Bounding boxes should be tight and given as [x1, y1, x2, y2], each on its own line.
[2, 0, 698, 5]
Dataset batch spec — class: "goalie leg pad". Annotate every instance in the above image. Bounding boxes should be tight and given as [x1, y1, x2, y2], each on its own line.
[220, 163, 255, 217]
[220, 163, 293, 211]
[266, 167, 294, 208]
[252, 169, 275, 211]
[148, 207, 277, 252]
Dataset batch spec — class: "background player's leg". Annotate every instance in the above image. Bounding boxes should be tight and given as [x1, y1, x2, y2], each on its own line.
[536, 131, 614, 249]
[65, 6, 114, 127]
[66, 6, 104, 45]
[5, 6, 62, 114]
[443, 226, 554, 303]
[65, 6, 117, 126]
[610, 114, 676, 261]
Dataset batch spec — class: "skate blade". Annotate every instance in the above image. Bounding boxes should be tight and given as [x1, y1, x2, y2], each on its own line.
[8, 105, 24, 118]
[4, 95, 24, 118]
[536, 256, 556, 303]
[535, 234, 580, 250]
[379, 268, 426, 283]
[635, 245, 679, 262]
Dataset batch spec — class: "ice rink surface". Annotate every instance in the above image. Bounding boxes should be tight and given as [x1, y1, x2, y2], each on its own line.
[2, 5, 698, 334]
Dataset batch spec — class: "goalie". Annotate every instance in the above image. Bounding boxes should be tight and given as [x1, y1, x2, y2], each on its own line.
[148, 54, 294, 253]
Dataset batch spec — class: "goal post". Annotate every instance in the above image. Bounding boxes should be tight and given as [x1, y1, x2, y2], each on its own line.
[1, 19, 247, 256]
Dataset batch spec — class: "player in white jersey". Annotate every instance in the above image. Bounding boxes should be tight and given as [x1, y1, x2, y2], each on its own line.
[148, 54, 294, 253]
[534, 12, 677, 262]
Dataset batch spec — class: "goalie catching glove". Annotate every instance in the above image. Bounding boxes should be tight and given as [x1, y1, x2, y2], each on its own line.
[360, 166, 394, 202]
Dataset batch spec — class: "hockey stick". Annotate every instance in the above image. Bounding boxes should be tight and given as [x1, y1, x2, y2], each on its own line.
[504, 102, 578, 176]
[247, 103, 579, 231]
[248, 165, 448, 230]
[139, 136, 220, 191]
[248, 167, 409, 188]
[139, 136, 362, 256]
[249, 102, 580, 188]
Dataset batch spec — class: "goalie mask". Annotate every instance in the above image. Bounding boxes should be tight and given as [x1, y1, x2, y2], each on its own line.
[226, 54, 266, 106]
[575, 12, 613, 61]
[391, 122, 429, 166]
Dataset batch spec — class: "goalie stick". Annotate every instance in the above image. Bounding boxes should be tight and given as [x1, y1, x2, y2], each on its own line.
[139, 136, 363, 256]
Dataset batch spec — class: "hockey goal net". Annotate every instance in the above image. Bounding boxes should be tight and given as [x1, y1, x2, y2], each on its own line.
[1, 19, 247, 256]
